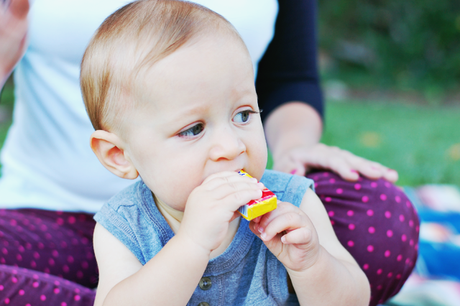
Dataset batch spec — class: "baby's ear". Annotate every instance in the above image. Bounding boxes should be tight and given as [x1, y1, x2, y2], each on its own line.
[90, 130, 139, 179]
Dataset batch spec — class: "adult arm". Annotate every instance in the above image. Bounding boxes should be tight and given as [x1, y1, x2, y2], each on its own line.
[0, 0, 29, 88]
[257, 0, 398, 182]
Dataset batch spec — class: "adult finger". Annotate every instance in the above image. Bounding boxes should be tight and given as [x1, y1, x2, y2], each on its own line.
[326, 159, 360, 181]
[383, 168, 399, 182]
[329, 151, 393, 182]
[350, 158, 397, 182]
[289, 165, 307, 176]
[272, 156, 306, 176]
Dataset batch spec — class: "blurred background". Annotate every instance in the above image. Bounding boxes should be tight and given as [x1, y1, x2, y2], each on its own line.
[317, 0, 460, 187]
[1, 1, 460, 305]
[1, 0, 459, 185]
[318, 2, 460, 305]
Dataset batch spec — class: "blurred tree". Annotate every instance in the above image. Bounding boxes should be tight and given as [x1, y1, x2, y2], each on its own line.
[318, 0, 460, 99]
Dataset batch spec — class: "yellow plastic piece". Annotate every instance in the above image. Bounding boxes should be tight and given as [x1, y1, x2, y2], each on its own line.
[239, 195, 277, 221]
[237, 170, 277, 221]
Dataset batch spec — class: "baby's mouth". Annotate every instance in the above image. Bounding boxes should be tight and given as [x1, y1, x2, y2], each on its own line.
[237, 169, 251, 177]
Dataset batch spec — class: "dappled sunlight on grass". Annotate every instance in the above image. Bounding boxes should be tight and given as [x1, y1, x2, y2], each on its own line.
[447, 143, 460, 161]
[359, 132, 382, 148]
[321, 100, 460, 186]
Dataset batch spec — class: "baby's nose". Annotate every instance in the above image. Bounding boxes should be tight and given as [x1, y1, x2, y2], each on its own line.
[209, 128, 246, 161]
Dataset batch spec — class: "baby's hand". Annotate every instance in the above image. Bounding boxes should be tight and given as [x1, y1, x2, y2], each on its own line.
[250, 201, 321, 272]
[179, 171, 264, 254]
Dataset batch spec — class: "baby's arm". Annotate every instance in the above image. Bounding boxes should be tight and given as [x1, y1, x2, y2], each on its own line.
[93, 222, 211, 306]
[94, 172, 264, 306]
[251, 188, 370, 305]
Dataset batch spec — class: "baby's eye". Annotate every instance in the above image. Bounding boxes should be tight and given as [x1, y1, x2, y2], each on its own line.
[233, 110, 253, 123]
[178, 123, 204, 137]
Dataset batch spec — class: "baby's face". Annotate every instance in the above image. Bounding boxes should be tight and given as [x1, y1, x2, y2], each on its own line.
[121, 34, 268, 212]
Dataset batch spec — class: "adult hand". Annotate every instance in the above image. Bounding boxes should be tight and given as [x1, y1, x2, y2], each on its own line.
[272, 143, 399, 182]
[265, 102, 398, 183]
[0, 0, 29, 86]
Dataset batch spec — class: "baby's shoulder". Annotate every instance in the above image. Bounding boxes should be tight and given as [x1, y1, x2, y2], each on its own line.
[261, 170, 314, 208]
[104, 180, 146, 210]
[94, 180, 167, 265]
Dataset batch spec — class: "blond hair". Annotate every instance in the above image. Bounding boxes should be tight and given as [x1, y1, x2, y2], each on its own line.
[80, 0, 240, 132]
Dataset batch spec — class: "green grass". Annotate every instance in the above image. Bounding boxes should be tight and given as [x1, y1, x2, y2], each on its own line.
[1, 80, 459, 186]
[0, 79, 14, 153]
[321, 100, 460, 186]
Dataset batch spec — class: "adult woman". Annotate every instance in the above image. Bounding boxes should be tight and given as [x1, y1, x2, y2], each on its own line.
[0, 0, 418, 305]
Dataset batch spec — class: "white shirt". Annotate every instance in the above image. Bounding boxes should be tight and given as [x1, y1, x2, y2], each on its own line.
[0, 0, 277, 213]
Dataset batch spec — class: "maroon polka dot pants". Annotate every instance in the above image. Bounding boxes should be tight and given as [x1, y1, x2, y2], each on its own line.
[0, 209, 96, 305]
[307, 171, 420, 306]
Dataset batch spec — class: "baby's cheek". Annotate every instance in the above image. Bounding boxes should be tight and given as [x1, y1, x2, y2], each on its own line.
[145, 173, 185, 210]
[253, 152, 268, 181]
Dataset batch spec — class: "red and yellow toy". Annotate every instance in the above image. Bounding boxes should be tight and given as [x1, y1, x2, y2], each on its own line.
[237, 170, 277, 221]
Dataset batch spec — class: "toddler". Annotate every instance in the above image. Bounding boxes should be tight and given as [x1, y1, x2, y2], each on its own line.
[80, 0, 370, 305]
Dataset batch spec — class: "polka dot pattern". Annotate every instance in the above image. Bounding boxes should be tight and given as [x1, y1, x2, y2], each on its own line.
[309, 171, 420, 306]
[0, 209, 97, 304]
[0, 264, 95, 305]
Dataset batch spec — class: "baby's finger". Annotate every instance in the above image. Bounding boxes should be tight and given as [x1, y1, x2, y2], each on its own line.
[202, 171, 257, 189]
[255, 201, 291, 233]
[211, 179, 264, 198]
[249, 221, 261, 237]
[260, 211, 305, 242]
[281, 228, 313, 247]
[202, 171, 240, 184]
[229, 211, 241, 223]
[219, 185, 264, 212]
[252, 216, 262, 224]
